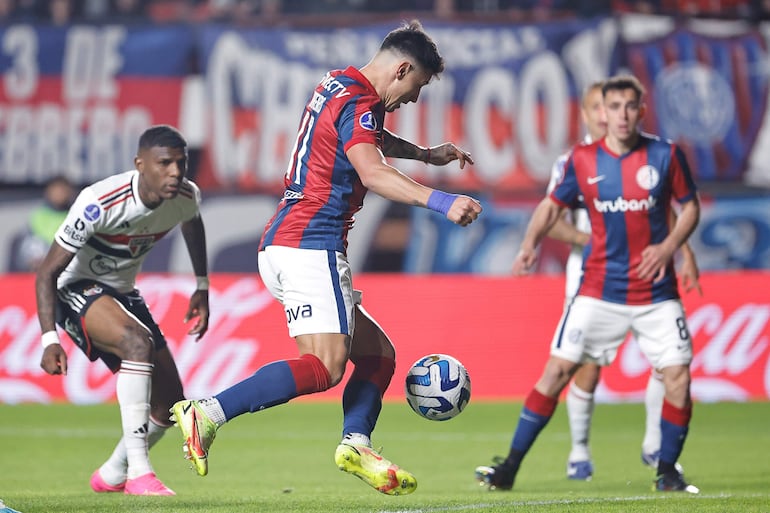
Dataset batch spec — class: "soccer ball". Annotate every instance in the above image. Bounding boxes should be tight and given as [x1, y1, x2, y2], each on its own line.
[405, 354, 471, 421]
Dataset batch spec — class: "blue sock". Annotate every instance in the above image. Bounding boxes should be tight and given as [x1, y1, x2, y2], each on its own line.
[342, 380, 381, 436]
[660, 419, 688, 465]
[215, 361, 297, 420]
[511, 407, 552, 453]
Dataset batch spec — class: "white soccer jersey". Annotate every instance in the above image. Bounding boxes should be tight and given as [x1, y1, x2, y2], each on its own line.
[54, 170, 201, 292]
[546, 136, 592, 300]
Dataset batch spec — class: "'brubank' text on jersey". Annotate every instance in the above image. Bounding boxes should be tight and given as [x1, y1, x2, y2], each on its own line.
[54, 170, 201, 292]
[259, 66, 385, 254]
[551, 133, 697, 305]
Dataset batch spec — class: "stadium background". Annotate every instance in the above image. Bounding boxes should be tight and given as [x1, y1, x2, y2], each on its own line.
[1, 1, 768, 404]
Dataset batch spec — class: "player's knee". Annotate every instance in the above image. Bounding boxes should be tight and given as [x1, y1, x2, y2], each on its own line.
[118, 325, 154, 362]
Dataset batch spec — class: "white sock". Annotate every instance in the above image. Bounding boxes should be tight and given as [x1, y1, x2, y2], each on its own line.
[342, 433, 371, 447]
[98, 418, 169, 485]
[566, 384, 594, 462]
[642, 371, 665, 455]
[116, 360, 153, 480]
[198, 398, 228, 427]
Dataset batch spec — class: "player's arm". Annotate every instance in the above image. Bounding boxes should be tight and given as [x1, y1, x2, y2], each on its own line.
[512, 197, 566, 275]
[180, 214, 210, 340]
[669, 209, 702, 295]
[347, 141, 481, 226]
[637, 195, 701, 282]
[546, 214, 590, 248]
[35, 242, 75, 375]
[382, 129, 473, 168]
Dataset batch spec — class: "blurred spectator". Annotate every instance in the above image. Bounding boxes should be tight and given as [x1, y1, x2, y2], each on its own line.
[45, 0, 79, 24]
[13, 176, 77, 272]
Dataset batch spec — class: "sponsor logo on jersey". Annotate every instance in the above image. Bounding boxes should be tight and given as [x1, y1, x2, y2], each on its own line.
[282, 190, 304, 201]
[636, 165, 660, 190]
[89, 255, 117, 275]
[593, 196, 657, 213]
[84, 204, 101, 222]
[359, 111, 377, 131]
[63, 224, 87, 243]
[319, 73, 350, 99]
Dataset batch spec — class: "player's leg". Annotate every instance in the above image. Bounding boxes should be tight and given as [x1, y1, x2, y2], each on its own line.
[566, 363, 601, 480]
[172, 247, 346, 476]
[475, 355, 578, 490]
[476, 296, 630, 491]
[334, 303, 415, 495]
[641, 369, 665, 467]
[79, 293, 173, 495]
[634, 300, 698, 493]
[93, 296, 183, 491]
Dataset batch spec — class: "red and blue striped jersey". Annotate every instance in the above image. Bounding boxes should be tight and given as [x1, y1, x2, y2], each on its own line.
[259, 66, 384, 254]
[551, 133, 697, 305]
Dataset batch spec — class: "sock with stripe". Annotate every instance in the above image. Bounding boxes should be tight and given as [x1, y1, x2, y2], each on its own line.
[507, 389, 558, 467]
[216, 354, 331, 420]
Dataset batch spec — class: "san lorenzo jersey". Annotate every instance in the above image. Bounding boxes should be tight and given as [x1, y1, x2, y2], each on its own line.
[551, 133, 697, 305]
[54, 170, 201, 292]
[259, 66, 384, 254]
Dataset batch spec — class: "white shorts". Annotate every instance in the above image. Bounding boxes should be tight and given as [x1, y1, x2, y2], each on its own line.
[258, 246, 361, 338]
[550, 296, 693, 369]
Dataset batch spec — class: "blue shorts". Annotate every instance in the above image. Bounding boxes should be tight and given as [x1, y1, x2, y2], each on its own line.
[56, 279, 167, 373]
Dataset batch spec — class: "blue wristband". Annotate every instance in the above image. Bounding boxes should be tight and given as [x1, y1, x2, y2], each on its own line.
[426, 190, 457, 217]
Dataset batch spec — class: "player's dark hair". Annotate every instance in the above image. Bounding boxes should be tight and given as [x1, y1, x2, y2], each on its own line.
[602, 75, 645, 101]
[138, 125, 187, 151]
[380, 20, 444, 77]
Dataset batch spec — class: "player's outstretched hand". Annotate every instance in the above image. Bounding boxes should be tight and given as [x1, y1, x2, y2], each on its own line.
[447, 195, 482, 226]
[41, 344, 68, 375]
[427, 143, 474, 169]
[512, 247, 537, 276]
[184, 289, 210, 341]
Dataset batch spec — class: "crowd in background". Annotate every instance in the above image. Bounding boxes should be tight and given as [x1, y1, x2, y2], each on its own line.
[0, 0, 766, 25]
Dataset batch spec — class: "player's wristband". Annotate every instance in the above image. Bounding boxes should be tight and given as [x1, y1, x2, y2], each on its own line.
[195, 276, 210, 291]
[41, 330, 60, 349]
[426, 190, 457, 217]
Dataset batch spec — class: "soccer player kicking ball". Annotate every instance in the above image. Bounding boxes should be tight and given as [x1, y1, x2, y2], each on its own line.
[476, 75, 700, 494]
[36, 125, 210, 496]
[171, 20, 482, 496]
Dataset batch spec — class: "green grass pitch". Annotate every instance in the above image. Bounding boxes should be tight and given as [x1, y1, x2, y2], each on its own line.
[1, 400, 768, 513]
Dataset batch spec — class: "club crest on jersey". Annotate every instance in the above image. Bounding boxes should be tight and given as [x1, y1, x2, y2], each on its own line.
[636, 165, 660, 190]
[128, 236, 155, 257]
[359, 111, 377, 131]
[84, 204, 101, 222]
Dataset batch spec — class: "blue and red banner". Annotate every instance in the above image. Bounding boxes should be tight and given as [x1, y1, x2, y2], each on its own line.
[2, 16, 769, 191]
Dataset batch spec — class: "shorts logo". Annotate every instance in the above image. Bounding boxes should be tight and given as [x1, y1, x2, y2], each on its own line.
[286, 304, 312, 323]
[568, 329, 582, 344]
[84, 204, 101, 222]
[83, 285, 103, 296]
[636, 165, 660, 190]
[359, 111, 377, 131]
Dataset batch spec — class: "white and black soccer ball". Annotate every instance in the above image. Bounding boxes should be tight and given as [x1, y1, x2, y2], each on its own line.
[405, 354, 471, 421]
